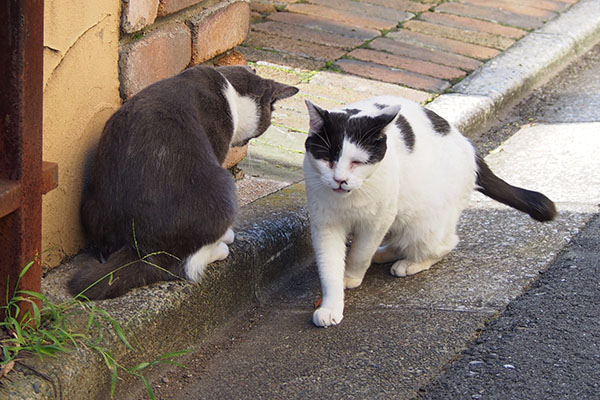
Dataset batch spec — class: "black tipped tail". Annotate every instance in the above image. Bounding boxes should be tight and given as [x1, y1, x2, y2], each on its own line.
[475, 156, 557, 222]
[68, 247, 183, 300]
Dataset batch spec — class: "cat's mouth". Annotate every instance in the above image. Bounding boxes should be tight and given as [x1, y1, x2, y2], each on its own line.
[333, 187, 350, 194]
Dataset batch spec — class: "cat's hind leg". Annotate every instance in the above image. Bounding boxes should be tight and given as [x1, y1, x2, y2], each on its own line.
[390, 257, 440, 277]
[345, 223, 392, 289]
[183, 227, 235, 282]
[389, 231, 459, 277]
[221, 228, 235, 245]
[372, 245, 403, 264]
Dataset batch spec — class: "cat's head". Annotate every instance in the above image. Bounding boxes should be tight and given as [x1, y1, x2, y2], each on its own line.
[304, 100, 400, 194]
[217, 66, 299, 146]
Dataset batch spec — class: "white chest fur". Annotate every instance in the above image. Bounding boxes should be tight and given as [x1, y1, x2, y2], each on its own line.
[222, 81, 259, 145]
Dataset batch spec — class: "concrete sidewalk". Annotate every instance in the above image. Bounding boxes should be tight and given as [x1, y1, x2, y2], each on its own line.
[2, 0, 600, 398]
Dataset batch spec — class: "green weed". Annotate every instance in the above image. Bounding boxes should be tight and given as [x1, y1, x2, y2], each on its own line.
[0, 258, 189, 399]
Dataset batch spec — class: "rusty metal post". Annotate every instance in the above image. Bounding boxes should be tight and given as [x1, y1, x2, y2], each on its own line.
[0, 0, 45, 319]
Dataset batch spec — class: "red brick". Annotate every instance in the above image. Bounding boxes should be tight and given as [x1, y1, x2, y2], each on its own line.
[370, 37, 483, 71]
[245, 31, 347, 61]
[268, 11, 380, 40]
[494, 0, 571, 12]
[158, 0, 201, 17]
[388, 29, 499, 60]
[190, 1, 251, 64]
[348, 48, 466, 80]
[252, 20, 364, 49]
[308, 0, 412, 24]
[119, 22, 191, 98]
[121, 0, 159, 33]
[435, 3, 544, 30]
[213, 49, 248, 66]
[251, 1, 277, 14]
[237, 46, 327, 70]
[286, 3, 399, 31]
[404, 20, 515, 50]
[461, 0, 557, 19]
[356, 0, 432, 13]
[419, 12, 527, 39]
[335, 58, 450, 93]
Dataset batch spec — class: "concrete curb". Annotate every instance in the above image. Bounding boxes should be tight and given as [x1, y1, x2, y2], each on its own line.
[3, 184, 312, 399]
[427, 0, 600, 136]
[3, 1, 600, 398]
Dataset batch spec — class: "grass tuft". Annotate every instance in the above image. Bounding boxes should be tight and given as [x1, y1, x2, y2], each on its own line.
[1, 254, 189, 399]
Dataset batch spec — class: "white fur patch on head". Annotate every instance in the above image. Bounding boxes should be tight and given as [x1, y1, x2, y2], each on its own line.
[222, 82, 259, 145]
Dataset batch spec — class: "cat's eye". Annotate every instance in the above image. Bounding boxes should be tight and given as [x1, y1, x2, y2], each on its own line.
[351, 161, 364, 167]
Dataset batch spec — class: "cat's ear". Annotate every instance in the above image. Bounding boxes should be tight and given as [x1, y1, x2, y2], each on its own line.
[272, 82, 299, 102]
[305, 100, 327, 134]
[378, 104, 402, 126]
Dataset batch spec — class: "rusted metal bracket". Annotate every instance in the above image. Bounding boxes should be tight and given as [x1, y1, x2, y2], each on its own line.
[0, 1, 56, 319]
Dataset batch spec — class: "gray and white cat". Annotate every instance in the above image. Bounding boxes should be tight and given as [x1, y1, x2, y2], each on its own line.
[304, 96, 556, 327]
[69, 65, 298, 299]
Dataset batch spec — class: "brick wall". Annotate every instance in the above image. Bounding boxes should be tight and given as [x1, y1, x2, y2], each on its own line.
[119, 0, 251, 99]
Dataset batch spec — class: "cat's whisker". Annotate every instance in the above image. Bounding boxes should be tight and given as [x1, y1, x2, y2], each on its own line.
[309, 142, 330, 152]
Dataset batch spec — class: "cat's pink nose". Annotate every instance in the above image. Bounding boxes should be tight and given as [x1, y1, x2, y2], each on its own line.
[334, 177, 347, 185]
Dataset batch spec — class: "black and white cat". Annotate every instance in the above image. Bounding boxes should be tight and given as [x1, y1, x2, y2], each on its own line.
[69, 65, 298, 299]
[304, 96, 556, 327]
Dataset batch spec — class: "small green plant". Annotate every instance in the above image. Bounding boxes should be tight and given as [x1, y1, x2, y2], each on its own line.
[0, 259, 189, 399]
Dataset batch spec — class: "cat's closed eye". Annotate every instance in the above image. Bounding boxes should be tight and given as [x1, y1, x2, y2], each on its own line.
[351, 161, 364, 167]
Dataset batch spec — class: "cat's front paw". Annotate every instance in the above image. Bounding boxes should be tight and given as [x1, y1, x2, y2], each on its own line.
[344, 276, 363, 289]
[313, 307, 343, 327]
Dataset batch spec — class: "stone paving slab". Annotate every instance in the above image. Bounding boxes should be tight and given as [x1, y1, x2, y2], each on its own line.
[435, 2, 546, 30]
[172, 308, 488, 399]
[403, 20, 516, 50]
[418, 11, 528, 39]
[369, 37, 484, 71]
[387, 29, 501, 60]
[267, 11, 381, 41]
[286, 3, 403, 31]
[336, 58, 451, 92]
[348, 48, 467, 80]
[242, 0, 578, 92]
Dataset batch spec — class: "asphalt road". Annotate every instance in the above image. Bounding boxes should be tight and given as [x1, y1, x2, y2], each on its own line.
[418, 44, 600, 400]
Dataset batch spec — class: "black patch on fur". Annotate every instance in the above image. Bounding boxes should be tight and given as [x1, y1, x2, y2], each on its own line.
[344, 108, 361, 116]
[395, 114, 415, 152]
[306, 108, 397, 164]
[305, 111, 347, 163]
[424, 108, 451, 135]
[374, 103, 386, 110]
[475, 155, 557, 222]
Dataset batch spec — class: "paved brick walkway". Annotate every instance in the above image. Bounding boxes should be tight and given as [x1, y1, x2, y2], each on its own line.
[241, 0, 578, 93]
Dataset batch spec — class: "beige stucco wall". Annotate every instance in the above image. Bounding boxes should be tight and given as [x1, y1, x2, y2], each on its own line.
[42, 0, 122, 267]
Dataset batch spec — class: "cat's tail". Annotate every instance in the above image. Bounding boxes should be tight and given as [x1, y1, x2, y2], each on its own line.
[67, 247, 183, 300]
[475, 156, 557, 222]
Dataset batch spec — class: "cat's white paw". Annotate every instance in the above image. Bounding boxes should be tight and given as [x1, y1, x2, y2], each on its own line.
[344, 276, 363, 289]
[390, 259, 433, 277]
[312, 307, 343, 327]
[221, 228, 235, 245]
[210, 242, 230, 262]
[390, 259, 411, 277]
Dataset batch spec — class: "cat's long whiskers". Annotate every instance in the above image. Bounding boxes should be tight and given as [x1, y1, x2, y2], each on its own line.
[320, 124, 332, 148]
[309, 142, 331, 152]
